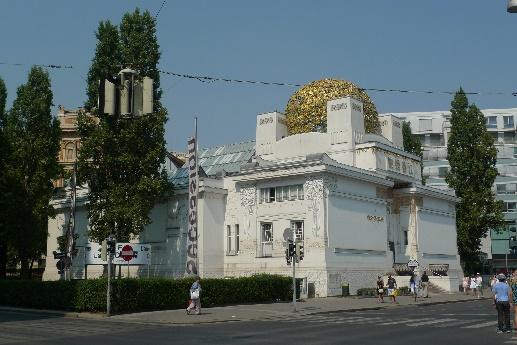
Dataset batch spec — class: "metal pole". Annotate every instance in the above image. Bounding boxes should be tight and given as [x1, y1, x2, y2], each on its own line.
[107, 253, 112, 316]
[506, 250, 509, 274]
[194, 116, 199, 276]
[292, 253, 296, 312]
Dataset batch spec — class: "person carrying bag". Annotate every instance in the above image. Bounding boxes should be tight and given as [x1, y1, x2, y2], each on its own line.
[186, 276, 202, 315]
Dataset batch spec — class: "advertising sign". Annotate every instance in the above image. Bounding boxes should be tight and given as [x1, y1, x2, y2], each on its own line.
[186, 136, 198, 275]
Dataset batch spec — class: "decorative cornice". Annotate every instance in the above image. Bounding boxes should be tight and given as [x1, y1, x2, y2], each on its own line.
[329, 190, 388, 205]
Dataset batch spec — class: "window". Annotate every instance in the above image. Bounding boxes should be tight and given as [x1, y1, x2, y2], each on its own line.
[408, 165, 414, 176]
[403, 231, 408, 246]
[394, 159, 400, 171]
[260, 223, 273, 257]
[401, 162, 407, 174]
[65, 142, 75, 161]
[504, 132, 515, 144]
[514, 147, 517, 158]
[506, 202, 517, 212]
[485, 116, 497, 129]
[438, 167, 449, 178]
[387, 157, 394, 170]
[497, 184, 507, 194]
[259, 185, 303, 203]
[429, 134, 443, 146]
[419, 119, 432, 132]
[291, 221, 304, 241]
[227, 225, 232, 254]
[504, 116, 514, 129]
[235, 224, 240, 253]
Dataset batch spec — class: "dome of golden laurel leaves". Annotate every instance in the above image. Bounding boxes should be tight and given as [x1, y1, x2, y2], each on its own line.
[285, 79, 380, 135]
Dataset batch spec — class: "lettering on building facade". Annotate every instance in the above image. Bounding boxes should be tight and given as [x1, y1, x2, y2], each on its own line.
[330, 103, 348, 112]
[351, 102, 362, 113]
[367, 215, 384, 222]
[259, 117, 273, 125]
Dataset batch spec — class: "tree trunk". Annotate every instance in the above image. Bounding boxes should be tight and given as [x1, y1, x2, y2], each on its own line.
[20, 256, 29, 280]
[0, 242, 6, 279]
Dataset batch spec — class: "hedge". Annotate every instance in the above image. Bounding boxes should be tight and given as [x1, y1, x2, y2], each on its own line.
[0, 274, 292, 313]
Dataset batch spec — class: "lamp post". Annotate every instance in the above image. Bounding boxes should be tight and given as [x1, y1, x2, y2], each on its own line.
[509, 0, 517, 13]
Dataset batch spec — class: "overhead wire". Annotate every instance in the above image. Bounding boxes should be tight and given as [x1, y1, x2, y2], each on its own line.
[0, 60, 514, 97]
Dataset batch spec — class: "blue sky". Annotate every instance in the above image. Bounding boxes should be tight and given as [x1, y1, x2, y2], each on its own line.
[1, 1, 516, 150]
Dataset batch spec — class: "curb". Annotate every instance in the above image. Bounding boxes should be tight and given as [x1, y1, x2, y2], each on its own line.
[0, 306, 105, 319]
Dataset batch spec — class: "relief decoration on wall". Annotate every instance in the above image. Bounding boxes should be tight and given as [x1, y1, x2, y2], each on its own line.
[240, 184, 256, 237]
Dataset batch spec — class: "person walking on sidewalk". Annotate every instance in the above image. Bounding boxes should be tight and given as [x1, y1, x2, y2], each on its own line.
[492, 273, 512, 333]
[186, 276, 202, 315]
[421, 271, 429, 298]
[509, 272, 517, 331]
[376, 276, 384, 303]
[409, 273, 418, 302]
[475, 273, 484, 297]
[387, 274, 397, 303]
[470, 274, 478, 298]
[463, 276, 470, 295]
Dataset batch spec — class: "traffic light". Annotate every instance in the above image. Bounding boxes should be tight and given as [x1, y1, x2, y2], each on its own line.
[296, 241, 304, 261]
[107, 236, 116, 255]
[101, 240, 107, 261]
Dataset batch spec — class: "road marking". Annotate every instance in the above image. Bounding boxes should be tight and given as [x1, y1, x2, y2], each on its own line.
[407, 318, 456, 327]
[461, 320, 498, 329]
[435, 320, 480, 328]
[378, 318, 433, 326]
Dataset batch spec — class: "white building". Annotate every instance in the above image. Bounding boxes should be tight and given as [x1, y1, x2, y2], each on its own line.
[44, 96, 462, 296]
[390, 108, 517, 273]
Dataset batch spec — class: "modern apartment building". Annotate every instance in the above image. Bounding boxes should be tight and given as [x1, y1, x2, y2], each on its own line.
[385, 108, 517, 273]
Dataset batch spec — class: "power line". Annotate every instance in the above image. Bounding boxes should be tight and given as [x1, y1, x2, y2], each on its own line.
[0, 61, 73, 69]
[0, 60, 514, 97]
[155, 0, 167, 19]
[159, 69, 517, 97]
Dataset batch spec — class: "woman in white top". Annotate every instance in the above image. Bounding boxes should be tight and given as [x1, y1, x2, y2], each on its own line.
[470, 276, 478, 297]
[462, 276, 469, 295]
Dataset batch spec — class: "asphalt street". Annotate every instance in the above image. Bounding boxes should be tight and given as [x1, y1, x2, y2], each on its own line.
[0, 300, 514, 345]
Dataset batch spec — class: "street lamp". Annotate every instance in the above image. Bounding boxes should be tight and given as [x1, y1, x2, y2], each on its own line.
[509, 0, 517, 13]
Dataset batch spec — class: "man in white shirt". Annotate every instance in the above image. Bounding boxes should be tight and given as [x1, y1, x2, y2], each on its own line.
[475, 273, 483, 297]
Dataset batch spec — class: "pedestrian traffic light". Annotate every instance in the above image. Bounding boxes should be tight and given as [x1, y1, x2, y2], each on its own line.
[106, 236, 116, 255]
[296, 241, 304, 261]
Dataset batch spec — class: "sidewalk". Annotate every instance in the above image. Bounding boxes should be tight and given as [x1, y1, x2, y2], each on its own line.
[109, 291, 489, 325]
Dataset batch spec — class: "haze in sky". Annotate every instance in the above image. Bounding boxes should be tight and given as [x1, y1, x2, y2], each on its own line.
[1, 0, 516, 151]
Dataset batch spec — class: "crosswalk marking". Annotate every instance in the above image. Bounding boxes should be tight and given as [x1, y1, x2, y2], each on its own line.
[435, 320, 475, 328]
[461, 320, 498, 329]
[378, 318, 433, 326]
[407, 318, 456, 327]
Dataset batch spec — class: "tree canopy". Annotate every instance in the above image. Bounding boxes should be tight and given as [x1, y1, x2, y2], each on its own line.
[79, 9, 170, 243]
[1, 67, 61, 278]
[446, 88, 504, 273]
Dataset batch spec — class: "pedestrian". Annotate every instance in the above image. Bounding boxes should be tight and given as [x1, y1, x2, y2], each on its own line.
[376, 276, 384, 303]
[462, 276, 469, 295]
[492, 273, 511, 333]
[387, 274, 397, 303]
[421, 271, 429, 298]
[490, 275, 498, 288]
[510, 271, 517, 331]
[186, 276, 202, 315]
[409, 273, 418, 302]
[475, 273, 484, 297]
[470, 275, 478, 298]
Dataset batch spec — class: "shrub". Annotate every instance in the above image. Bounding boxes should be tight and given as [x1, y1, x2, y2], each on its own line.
[0, 274, 292, 313]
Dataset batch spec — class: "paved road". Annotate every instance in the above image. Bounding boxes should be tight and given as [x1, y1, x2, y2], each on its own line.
[0, 300, 514, 344]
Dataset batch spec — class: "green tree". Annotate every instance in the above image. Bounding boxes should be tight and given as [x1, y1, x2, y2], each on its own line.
[0, 77, 8, 278]
[3, 67, 61, 278]
[78, 9, 170, 243]
[446, 88, 504, 274]
[402, 121, 424, 184]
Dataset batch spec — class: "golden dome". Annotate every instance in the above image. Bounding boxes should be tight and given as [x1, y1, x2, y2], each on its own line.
[285, 79, 380, 135]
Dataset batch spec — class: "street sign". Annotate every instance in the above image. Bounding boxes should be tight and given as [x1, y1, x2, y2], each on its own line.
[85, 242, 151, 265]
[121, 244, 134, 262]
[113, 243, 151, 265]
[408, 259, 419, 268]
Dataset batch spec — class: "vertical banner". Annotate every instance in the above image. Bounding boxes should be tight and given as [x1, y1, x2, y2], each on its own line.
[186, 135, 198, 275]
